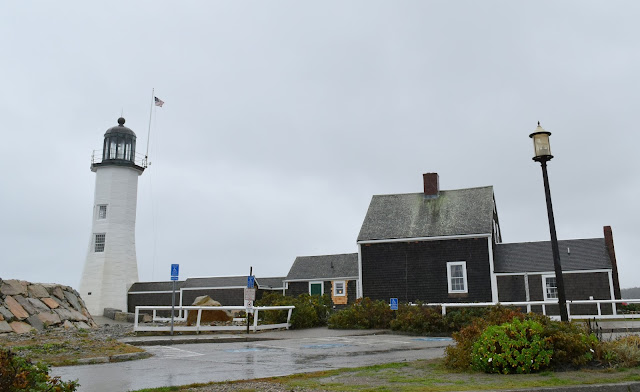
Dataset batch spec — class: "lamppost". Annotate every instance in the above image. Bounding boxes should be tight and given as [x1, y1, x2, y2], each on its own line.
[529, 122, 568, 322]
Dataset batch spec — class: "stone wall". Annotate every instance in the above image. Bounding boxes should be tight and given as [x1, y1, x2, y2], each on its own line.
[0, 278, 97, 334]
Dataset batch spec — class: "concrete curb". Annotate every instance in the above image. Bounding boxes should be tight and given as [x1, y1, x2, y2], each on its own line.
[74, 351, 150, 365]
[486, 381, 640, 392]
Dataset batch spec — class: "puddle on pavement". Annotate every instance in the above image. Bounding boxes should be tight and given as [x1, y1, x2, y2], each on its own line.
[302, 343, 351, 349]
[224, 348, 270, 353]
[412, 337, 453, 341]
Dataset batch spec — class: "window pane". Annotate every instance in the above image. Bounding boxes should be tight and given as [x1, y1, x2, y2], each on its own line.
[335, 282, 345, 295]
[94, 234, 105, 252]
[545, 277, 558, 299]
[98, 205, 107, 219]
[451, 265, 463, 278]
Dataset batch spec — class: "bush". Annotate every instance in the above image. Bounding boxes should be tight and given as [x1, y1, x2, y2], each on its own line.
[444, 305, 525, 370]
[471, 318, 553, 374]
[0, 348, 79, 391]
[531, 316, 598, 368]
[390, 304, 447, 334]
[328, 298, 394, 329]
[598, 335, 640, 368]
[255, 292, 331, 329]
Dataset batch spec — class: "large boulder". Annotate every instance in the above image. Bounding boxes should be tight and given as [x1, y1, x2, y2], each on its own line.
[186, 296, 232, 325]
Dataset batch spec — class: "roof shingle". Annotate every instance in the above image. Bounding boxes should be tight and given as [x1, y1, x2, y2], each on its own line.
[286, 253, 358, 281]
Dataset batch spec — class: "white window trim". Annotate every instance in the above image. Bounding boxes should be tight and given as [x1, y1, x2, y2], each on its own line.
[94, 233, 106, 253]
[309, 281, 324, 295]
[447, 261, 468, 294]
[542, 274, 559, 301]
[97, 204, 108, 220]
[333, 280, 346, 297]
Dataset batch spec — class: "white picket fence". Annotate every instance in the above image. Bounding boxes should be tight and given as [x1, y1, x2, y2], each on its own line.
[133, 305, 294, 332]
[418, 298, 640, 320]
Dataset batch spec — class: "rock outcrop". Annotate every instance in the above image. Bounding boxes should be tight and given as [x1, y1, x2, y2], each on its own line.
[185, 295, 233, 325]
[0, 278, 97, 334]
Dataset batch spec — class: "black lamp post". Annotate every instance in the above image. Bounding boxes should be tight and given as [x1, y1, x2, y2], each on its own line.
[529, 122, 569, 322]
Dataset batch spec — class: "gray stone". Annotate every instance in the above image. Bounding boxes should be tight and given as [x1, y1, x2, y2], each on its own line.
[114, 312, 129, 322]
[54, 307, 88, 322]
[27, 314, 45, 331]
[64, 291, 82, 311]
[104, 308, 121, 319]
[28, 284, 50, 298]
[4, 296, 29, 320]
[51, 286, 66, 301]
[37, 311, 61, 326]
[62, 320, 75, 329]
[1, 280, 27, 296]
[0, 320, 12, 333]
[0, 305, 14, 322]
[74, 321, 91, 330]
[13, 295, 36, 314]
[27, 297, 50, 312]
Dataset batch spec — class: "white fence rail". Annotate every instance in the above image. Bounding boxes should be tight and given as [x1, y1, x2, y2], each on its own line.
[134, 305, 295, 332]
[417, 299, 640, 320]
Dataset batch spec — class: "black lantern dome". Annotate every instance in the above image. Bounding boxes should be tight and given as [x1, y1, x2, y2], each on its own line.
[102, 117, 137, 163]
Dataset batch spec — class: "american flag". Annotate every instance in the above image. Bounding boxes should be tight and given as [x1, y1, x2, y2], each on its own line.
[154, 96, 164, 107]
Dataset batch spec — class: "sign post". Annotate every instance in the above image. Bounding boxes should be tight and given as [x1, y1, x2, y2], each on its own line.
[246, 267, 254, 334]
[170, 264, 179, 336]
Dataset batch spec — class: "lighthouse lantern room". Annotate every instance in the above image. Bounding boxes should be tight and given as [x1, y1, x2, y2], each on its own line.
[79, 118, 146, 316]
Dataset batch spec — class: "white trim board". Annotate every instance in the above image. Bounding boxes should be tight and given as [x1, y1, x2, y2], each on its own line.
[495, 269, 612, 276]
[284, 277, 358, 283]
[357, 233, 491, 245]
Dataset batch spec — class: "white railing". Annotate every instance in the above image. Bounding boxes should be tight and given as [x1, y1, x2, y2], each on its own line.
[414, 299, 640, 320]
[134, 305, 295, 332]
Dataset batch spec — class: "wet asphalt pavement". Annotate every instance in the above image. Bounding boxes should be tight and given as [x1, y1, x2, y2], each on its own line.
[52, 333, 453, 392]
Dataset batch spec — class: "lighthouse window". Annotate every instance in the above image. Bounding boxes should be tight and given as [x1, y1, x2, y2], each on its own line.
[109, 138, 117, 159]
[94, 234, 105, 252]
[97, 205, 107, 220]
[117, 138, 125, 159]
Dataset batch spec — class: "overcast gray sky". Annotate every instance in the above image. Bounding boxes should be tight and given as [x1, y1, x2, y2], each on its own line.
[1, 1, 638, 290]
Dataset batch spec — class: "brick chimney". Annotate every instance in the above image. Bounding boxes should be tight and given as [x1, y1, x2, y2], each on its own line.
[423, 173, 439, 198]
[604, 226, 622, 299]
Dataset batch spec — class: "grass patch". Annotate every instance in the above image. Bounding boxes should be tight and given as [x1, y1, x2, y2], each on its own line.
[130, 358, 640, 392]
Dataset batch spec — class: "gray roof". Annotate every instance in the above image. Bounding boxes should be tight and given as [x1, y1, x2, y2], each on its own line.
[129, 281, 184, 292]
[494, 238, 612, 273]
[183, 276, 248, 288]
[255, 277, 285, 289]
[357, 186, 495, 242]
[285, 253, 358, 281]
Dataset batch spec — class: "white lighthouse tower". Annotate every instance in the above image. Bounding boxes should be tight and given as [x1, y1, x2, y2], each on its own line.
[79, 117, 146, 316]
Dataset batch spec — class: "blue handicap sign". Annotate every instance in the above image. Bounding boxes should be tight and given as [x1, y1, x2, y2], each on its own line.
[247, 275, 255, 288]
[390, 298, 398, 310]
[170, 264, 179, 281]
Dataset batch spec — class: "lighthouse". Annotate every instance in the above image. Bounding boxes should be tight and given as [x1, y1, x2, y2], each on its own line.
[79, 117, 146, 316]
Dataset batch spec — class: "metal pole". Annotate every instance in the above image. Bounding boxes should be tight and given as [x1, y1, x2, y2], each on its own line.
[247, 266, 252, 334]
[540, 160, 569, 322]
[171, 279, 176, 335]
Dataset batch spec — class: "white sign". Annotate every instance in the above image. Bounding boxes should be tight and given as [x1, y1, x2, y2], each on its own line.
[244, 288, 256, 301]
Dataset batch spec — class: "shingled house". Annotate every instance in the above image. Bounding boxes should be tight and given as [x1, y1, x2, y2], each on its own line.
[355, 173, 621, 315]
[284, 253, 359, 307]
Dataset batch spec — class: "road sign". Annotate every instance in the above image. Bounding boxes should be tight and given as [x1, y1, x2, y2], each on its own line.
[170, 264, 179, 281]
[244, 288, 256, 301]
[390, 298, 398, 311]
[247, 275, 255, 288]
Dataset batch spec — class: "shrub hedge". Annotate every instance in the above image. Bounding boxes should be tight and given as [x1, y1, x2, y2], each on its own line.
[0, 348, 78, 392]
[255, 292, 331, 329]
[328, 298, 394, 329]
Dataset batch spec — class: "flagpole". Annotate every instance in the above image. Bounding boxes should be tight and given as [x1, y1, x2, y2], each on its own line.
[145, 88, 154, 162]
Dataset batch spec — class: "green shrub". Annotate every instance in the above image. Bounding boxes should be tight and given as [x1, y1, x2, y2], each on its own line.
[444, 305, 525, 370]
[444, 307, 493, 331]
[598, 335, 640, 368]
[533, 317, 598, 368]
[390, 304, 447, 334]
[255, 292, 331, 329]
[0, 348, 79, 391]
[471, 318, 553, 374]
[328, 298, 394, 329]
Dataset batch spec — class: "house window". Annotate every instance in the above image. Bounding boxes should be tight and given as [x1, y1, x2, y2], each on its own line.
[333, 281, 346, 296]
[447, 261, 468, 293]
[97, 205, 107, 220]
[94, 234, 105, 252]
[543, 275, 558, 300]
[309, 281, 323, 296]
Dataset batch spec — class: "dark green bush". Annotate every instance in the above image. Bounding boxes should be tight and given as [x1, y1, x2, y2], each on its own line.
[0, 348, 79, 391]
[328, 298, 394, 329]
[444, 305, 525, 370]
[471, 318, 553, 374]
[532, 316, 598, 368]
[390, 304, 447, 334]
[255, 292, 331, 329]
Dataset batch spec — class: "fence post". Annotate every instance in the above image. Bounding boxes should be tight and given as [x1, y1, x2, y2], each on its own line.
[441, 305, 446, 316]
[196, 308, 202, 334]
[253, 308, 259, 332]
[597, 302, 602, 316]
[134, 307, 139, 331]
[286, 307, 293, 329]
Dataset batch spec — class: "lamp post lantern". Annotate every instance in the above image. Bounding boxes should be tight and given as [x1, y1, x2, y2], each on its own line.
[529, 122, 569, 322]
